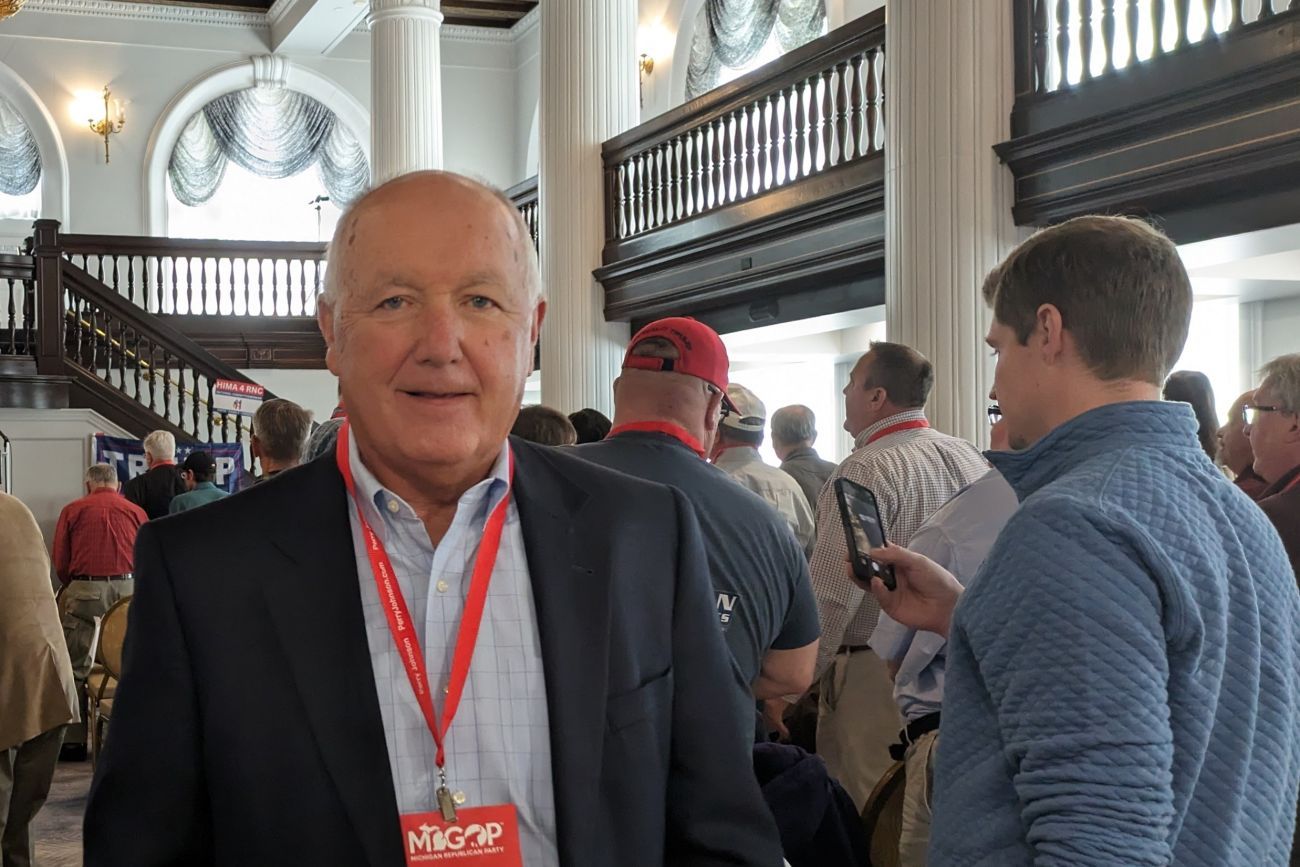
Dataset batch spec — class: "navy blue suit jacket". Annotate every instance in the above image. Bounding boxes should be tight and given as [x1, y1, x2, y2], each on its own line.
[84, 438, 782, 866]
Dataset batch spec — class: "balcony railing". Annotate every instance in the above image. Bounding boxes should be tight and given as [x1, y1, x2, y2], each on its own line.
[1002, 0, 1300, 241]
[603, 10, 885, 247]
[1017, 0, 1298, 96]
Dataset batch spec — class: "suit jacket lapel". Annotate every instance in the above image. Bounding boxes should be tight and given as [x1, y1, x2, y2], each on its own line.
[260, 459, 403, 867]
[510, 440, 609, 865]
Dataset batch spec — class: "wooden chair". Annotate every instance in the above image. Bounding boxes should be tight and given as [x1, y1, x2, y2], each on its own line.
[89, 595, 131, 766]
[860, 760, 906, 867]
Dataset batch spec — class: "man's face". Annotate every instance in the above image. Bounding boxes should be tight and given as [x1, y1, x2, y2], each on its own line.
[842, 353, 882, 437]
[1247, 379, 1300, 482]
[1217, 390, 1255, 473]
[318, 176, 545, 477]
[986, 319, 1050, 451]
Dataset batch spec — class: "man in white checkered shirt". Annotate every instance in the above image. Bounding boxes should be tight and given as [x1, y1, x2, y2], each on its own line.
[806, 342, 986, 809]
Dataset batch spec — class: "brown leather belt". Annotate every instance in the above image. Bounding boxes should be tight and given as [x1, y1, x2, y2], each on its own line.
[70, 574, 132, 582]
[837, 644, 872, 654]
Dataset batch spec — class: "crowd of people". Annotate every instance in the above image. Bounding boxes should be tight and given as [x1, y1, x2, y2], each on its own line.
[1, 170, 1298, 866]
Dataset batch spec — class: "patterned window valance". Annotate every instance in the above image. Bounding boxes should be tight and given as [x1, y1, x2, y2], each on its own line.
[685, 0, 827, 100]
[168, 86, 368, 209]
[0, 94, 42, 197]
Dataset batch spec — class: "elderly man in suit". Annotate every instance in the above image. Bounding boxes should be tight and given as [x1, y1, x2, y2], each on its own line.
[0, 492, 78, 867]
[85, 172, 782, 867]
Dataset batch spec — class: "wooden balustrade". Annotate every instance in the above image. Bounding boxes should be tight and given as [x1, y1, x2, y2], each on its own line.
[59, 235, 328, 318]
[1017, 0, 1300, 95]
[0, 254, 35, 356]
[603, 10, 885, 244]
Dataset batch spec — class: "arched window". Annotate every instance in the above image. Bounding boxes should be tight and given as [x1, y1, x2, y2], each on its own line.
[166, 86, 368, 242]
[0, 93, 42, 221]
[685, 0, 828, 100]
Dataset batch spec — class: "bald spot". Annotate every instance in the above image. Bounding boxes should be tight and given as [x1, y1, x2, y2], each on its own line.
[324, 171, 539, 305]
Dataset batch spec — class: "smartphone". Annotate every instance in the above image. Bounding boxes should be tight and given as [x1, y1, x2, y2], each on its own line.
[834, 478, 896, 591]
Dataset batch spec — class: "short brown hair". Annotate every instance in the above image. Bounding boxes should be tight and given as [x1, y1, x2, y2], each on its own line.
[252, 399, 314, 462]
[862, 342, 933, 408]
[511, 405, 577, 447]
[981, 215, 1191, 385]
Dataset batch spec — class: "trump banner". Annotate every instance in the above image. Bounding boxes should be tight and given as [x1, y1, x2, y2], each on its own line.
[94, 434, 245, 494]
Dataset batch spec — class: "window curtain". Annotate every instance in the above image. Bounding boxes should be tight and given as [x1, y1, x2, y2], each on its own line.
[169, 86, 368, 209]
[685, 0, 827, 100]
[0, 94, 41, 197]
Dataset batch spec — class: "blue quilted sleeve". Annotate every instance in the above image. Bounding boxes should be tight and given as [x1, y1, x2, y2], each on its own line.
[958, 500, 1177, 866]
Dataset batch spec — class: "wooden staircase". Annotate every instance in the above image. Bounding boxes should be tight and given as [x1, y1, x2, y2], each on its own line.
[1, 222, 278, 447]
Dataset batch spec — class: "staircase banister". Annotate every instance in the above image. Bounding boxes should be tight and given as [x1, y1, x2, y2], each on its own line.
[59, 234, 328, 260]
[602, 8, 886, 164]
[0, 253, 34, 280]
[62, 262, 277, 398]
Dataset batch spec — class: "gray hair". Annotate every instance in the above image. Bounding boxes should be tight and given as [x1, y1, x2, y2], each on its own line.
[142, 430, 176, 461]
[85, 463, 118, 486]
[320, 171, 543, 307]
[771, 405, 817, 445]
[1260, 353, 1300, 413]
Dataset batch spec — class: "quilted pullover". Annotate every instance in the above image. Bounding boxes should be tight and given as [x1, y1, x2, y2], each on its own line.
[931, 401, 1300, 866]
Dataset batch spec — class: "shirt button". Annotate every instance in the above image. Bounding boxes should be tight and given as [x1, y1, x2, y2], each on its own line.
[386, 499, 400, 514]
[436, 580, 449, 594]
[442, 683, 450, 694]
[453, 791, 467, 806]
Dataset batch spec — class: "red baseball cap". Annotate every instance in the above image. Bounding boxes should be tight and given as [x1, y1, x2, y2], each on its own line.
[622, 317, 739, 413]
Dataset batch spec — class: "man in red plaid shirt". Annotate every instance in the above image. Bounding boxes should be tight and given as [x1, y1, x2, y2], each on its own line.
[52, 463, 145, 760]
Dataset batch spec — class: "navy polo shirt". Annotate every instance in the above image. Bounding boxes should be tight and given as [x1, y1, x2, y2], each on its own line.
[576, 430, 820, 688]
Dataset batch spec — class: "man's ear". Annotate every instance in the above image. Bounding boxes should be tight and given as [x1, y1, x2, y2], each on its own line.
[317, 299, 340, 377]
[704, 389, 724, 439]
[1036, 303, 1067, 364]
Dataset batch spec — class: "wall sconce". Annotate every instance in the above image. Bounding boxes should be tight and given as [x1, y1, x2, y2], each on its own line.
[638, 53, 655, 107]
[79, 86, 126, 164]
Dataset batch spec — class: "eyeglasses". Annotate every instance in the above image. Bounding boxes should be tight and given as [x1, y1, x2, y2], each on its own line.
[706, 383, 732, 421]
[1243, 404, 1284, 425]
[987, 404, 1002, 424]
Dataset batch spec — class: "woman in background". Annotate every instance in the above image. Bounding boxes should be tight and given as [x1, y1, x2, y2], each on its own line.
[1163, 370, 1220, 462]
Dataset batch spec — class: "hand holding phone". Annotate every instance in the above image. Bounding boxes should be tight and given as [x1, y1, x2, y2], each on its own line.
[834, 478, 896, 591]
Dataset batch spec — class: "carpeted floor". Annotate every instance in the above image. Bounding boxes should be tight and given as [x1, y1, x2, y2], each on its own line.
[30, 760, 89, 867]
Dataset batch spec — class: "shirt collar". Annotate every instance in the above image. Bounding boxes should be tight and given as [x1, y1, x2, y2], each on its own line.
[782, 446, 819, 462]
[193, 481, 217, 492]
[346, 433, 511, 537]
[1261, 463, 1300, 498]
[987, 400, 1200, 502]
[713, 445, 763, 469]
[854, 408, 929, 450]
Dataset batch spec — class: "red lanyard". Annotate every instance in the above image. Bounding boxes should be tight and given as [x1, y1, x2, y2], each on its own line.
[335, 422, 512, 772]
[608, 421, 707, 457]
[866, 418, 930, 445]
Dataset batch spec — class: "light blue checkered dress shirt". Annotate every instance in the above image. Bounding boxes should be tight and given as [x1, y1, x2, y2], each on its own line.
[345, 435, 558, 866]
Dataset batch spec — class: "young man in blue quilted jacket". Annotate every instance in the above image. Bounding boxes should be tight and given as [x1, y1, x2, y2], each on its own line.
[869, 215, 1300, 866]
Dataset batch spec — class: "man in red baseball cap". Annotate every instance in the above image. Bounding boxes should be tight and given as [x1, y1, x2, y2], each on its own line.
[576, 317, 820, 741]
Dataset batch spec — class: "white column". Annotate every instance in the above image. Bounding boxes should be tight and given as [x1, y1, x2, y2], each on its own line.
[885, 0, 1021, 445]
[368, 0, 443, 184]
[538, 0, 638, 416]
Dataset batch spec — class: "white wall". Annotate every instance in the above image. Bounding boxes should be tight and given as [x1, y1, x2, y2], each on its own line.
[0, 8, 526, 248]
[0, 407, 131, 557]
[1260, 296, 1300, 364]
[512, 15, 541, 183]
[240, 367, 338, 426]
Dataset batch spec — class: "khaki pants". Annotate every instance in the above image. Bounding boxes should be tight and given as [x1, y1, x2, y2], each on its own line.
[59, 578, 133, 746]
[898, 730, 939, 867]
[816, 648, 903, 811]
[0, 726, 66, 867]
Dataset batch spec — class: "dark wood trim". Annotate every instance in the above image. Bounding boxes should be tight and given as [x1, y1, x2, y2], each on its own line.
[159, 315, 327, 370]
[0, 253, 33, 281]
[59, 234, 327, 259]
[63, 360, 195, 442]
[597, 156, 885, 324]
[998, 9, 1300, 242]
